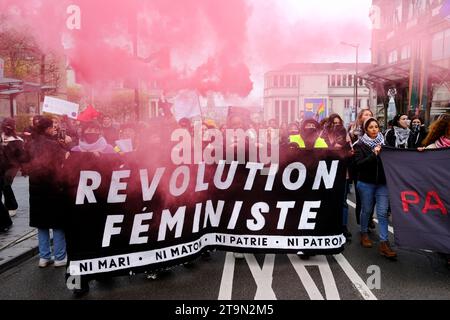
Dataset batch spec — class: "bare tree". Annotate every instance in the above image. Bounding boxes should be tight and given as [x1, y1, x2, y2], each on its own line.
[0, 16, 62, 92]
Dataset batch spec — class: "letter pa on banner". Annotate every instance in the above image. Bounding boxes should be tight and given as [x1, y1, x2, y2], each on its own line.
[380, 147, 450, 254]
[64, 148, 347, 277]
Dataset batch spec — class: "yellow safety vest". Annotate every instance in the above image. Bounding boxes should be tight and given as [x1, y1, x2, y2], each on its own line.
[289, 134, 328, 148]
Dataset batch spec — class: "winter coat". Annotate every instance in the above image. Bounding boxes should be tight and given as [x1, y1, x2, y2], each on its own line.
[25, 134, 67, 229]
[353, 141, 386, 185]
[1, 134, 28, 175]
[408, 126, 428, 148]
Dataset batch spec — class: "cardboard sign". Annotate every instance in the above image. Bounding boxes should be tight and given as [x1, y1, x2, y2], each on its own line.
[43, 96, 79, 119]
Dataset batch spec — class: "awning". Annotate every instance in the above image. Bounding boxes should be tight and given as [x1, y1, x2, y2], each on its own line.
[360, 60, 450, 85]
[0, 89, 22, 95]
[0, 77, 23, 85]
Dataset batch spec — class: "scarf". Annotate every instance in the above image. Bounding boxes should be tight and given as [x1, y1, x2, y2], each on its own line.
[77, 137, 109, 153]
[393, 126, 410, 148]
[435, 136, 450, 148]
[360, 132, 385, 150]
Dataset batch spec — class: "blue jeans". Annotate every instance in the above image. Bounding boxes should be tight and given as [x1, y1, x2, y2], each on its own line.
[38, 229, 66, 261]
[356, 181, 390, 241]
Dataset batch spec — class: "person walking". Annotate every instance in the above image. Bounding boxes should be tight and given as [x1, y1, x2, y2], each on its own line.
[354, 117, 397, 259]
[348, 109, 376, 228]
[0, 118, 27, 217]
[24, 117, 68, 268]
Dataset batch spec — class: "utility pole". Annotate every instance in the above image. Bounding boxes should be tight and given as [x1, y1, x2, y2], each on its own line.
[341, 42, 360, 119]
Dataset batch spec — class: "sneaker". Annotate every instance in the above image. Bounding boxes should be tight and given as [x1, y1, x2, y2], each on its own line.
[233, 253, 245, 259]
[8, 210, 16, 217]
[54, 257, 67, 267]
[39, 258, 53, 268]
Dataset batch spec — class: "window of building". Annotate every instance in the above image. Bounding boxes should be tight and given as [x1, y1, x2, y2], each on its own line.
[286, 75, 291, 87]
[348, 75, 353, 87]
[275, 100, 280, 121]
[337, 75, 342, 86]
[343, 75, 347, 87]
[367, 99, 370, 108]
[359, 77, 364, 87]
[388, 50, 398, 64]
[274, 75, 279, 88]
[282, 100, 289, 124]
[433, 28, 450, 61]
[345, 99, 350, 108]
[151, 101, 157, 118]
[358, 99, 362, 108]
[290, 100, 296, 122]
[280, 75, 285, 87]
[401, 45, 411, 60]
[292, 75, 297, 87]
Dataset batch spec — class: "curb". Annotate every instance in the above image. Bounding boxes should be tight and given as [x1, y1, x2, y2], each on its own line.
[0, 241, 39, 275]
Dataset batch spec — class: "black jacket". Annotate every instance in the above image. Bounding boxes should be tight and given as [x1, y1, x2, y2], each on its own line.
[408, 126, 428, 148]
[385, 129, 409, 149]
[354, 141, 386, 185]
[25, 134, 67, 229]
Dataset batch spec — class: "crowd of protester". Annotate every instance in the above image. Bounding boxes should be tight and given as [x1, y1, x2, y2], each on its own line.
[0, 106, 449, 296]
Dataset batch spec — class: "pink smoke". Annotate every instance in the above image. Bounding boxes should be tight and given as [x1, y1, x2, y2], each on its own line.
[0, 0, 372, 100]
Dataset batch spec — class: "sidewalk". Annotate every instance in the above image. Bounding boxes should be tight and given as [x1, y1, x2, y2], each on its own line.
[0, 176, 38, 273]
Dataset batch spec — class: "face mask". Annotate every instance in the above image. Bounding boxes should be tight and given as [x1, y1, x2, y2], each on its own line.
[83, 133, 100, 144]
[412, 124, 420, 132]
[303, 128, 317, 139]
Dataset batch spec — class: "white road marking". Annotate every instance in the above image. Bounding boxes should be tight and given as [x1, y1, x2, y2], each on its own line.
[333, 254, 378, 300]
[218, 252, 236, 300]
[245, 254, 277, 300]
[347, 199, 394, 234]
[288, 254, 340, 300]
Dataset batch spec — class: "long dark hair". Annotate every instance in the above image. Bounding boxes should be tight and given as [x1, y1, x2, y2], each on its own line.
[422, 115, 450, 146]
[1, 118, 18, 138]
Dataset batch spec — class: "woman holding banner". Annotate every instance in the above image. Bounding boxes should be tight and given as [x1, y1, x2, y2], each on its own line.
[348, 109, 376, 229]
[354, 118, 397, 259]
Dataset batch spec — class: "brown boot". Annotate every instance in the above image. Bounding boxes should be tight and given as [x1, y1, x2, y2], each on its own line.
[379, 241, 397, 259]
[360, 233, 373, 248]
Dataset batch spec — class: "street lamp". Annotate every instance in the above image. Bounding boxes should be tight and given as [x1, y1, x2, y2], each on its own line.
[340, 41, 360, 120]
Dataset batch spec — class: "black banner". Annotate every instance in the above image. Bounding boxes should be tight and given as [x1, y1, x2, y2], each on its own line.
[65, 148, 347, 276]
[380, 147, 450, 254]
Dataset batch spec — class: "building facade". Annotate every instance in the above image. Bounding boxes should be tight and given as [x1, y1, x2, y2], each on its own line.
[263, 63, 373, 126]
[363, 0, 450, 125]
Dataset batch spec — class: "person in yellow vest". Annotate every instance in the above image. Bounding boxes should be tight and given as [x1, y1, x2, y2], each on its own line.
[289, 119, 328, 149]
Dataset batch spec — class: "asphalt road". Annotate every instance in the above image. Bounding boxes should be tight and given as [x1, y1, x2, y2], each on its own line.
[0, 189, 449, 300]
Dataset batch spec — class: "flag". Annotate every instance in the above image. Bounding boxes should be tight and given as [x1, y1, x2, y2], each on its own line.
[77, 105, 100, 122]
[316, 103, 326, 122]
